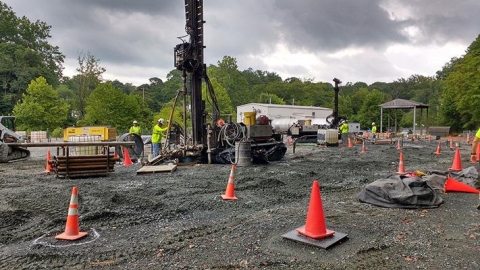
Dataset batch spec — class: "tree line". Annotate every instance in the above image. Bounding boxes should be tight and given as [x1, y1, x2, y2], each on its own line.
[1, 2, 479, 136]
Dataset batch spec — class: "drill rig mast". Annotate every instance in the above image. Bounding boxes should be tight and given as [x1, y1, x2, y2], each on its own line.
[174, 0, 209, 146]
[326, 78, 346, 129]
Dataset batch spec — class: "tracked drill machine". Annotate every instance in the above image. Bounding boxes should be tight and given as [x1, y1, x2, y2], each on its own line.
[287, 78, 346, 147]
[150, 0, 286, 165]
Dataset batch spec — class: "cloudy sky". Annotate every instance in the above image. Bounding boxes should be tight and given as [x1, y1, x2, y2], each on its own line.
[3, 0, 480, 86]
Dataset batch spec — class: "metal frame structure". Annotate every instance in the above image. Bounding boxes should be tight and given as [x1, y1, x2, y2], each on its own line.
[379, 99, 429, 135]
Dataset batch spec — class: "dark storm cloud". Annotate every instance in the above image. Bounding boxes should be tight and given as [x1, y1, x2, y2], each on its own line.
[4, 0, 184, 68]
[83, 0, 180, 15]
[401, 0, 480, 43]
[212, 0, 480, 54]
[271, 0, 408, 51]
[200, 0, 398, 63]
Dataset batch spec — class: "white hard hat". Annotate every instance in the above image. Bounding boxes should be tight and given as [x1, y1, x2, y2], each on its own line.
[372, 122, 375, 125]
[158, 118, 164, 123]
[133, 120, 138, 124]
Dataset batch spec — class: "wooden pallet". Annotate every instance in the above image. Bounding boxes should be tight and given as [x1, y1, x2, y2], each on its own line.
[136, 165, 177, 174]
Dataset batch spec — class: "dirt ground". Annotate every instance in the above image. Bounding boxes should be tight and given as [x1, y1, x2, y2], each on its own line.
[1, 137, 480, 269]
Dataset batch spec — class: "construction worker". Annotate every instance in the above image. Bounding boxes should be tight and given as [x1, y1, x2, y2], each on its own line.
[129, 120, 142, 137]
[372, 122, 377, 140]
[152, 118, 169, 157]
[339, 120, 349, 145]
[470, 128, 480, 163]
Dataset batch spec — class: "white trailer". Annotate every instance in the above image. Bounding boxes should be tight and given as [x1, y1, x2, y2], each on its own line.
[236, 103, 332, 123]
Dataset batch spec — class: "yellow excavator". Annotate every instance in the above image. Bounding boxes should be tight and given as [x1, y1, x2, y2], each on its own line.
[0, 116, 30, 162]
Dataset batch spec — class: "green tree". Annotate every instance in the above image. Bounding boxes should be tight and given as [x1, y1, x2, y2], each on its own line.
[208, 56, 252, 107]
[0, 2, 64, 114]
[111, 79, 136, 94]
[83, 82, 141, 133]
[154, 101, 185, 131]
[74, 51, 106, 119]
[55, 83, 77, 126]
[436, 57, 462, 80]
[441, 34, 480, 131]
[13, 77, 69, 131]
[257, 93, 286, 105]
[338, 94, 353, 120]
[357, 89, 387, 130]
[241, 68, 282, 86]
[350, 87, 369, 115]
[156, 72, 181, 108]
[135, 77, 166, 113]
[203, 77, 233, 115]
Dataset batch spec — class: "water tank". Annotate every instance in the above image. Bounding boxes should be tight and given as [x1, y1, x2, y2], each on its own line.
[317, 129, 326, 144]
[326, 129, 339, 146]
[270, 118, 297, 133]
[68, 135, 101, 155]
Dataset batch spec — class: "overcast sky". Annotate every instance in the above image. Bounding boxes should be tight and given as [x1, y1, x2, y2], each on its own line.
[3, 0, 480, 86]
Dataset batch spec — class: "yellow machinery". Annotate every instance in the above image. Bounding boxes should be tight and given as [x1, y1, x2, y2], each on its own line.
[63, 126, 117, 141]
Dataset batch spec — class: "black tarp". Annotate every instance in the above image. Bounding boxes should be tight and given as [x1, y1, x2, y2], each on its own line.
[356, 166, 480, 209]
[356, 175, 444, 209]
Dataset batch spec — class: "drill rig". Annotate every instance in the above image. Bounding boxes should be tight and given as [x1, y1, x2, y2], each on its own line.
[150, 0, 286, 165]
[287, 78, 346, 145]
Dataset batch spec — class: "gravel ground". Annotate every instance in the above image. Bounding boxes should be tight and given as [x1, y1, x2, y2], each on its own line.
[1, 138, 480, 269]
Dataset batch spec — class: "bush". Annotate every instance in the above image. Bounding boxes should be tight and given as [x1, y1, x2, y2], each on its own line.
[51, 127, 63, 138]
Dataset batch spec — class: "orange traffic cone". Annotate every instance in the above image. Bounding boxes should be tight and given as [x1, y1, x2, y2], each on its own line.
[397, 140, 402, 150]
[287, 138, 291, 147]
[428, 135, 431, 141]
[348, 138, 353, 148]
[434, 141, 441, 155]
[55, 186, 88, 240]
[360, 140, 367, 153]
[43, 150, 52, 173]
[114, 150, 119, 159]
[222, 165, 238, 200]
[396, 152, 406, 174]
[123, 147, 133, 166]
[444, 176, 479, 194]
[466, 134, 471, 144]
[449, 148, 463, 171]
[296, 180, 335, 239]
